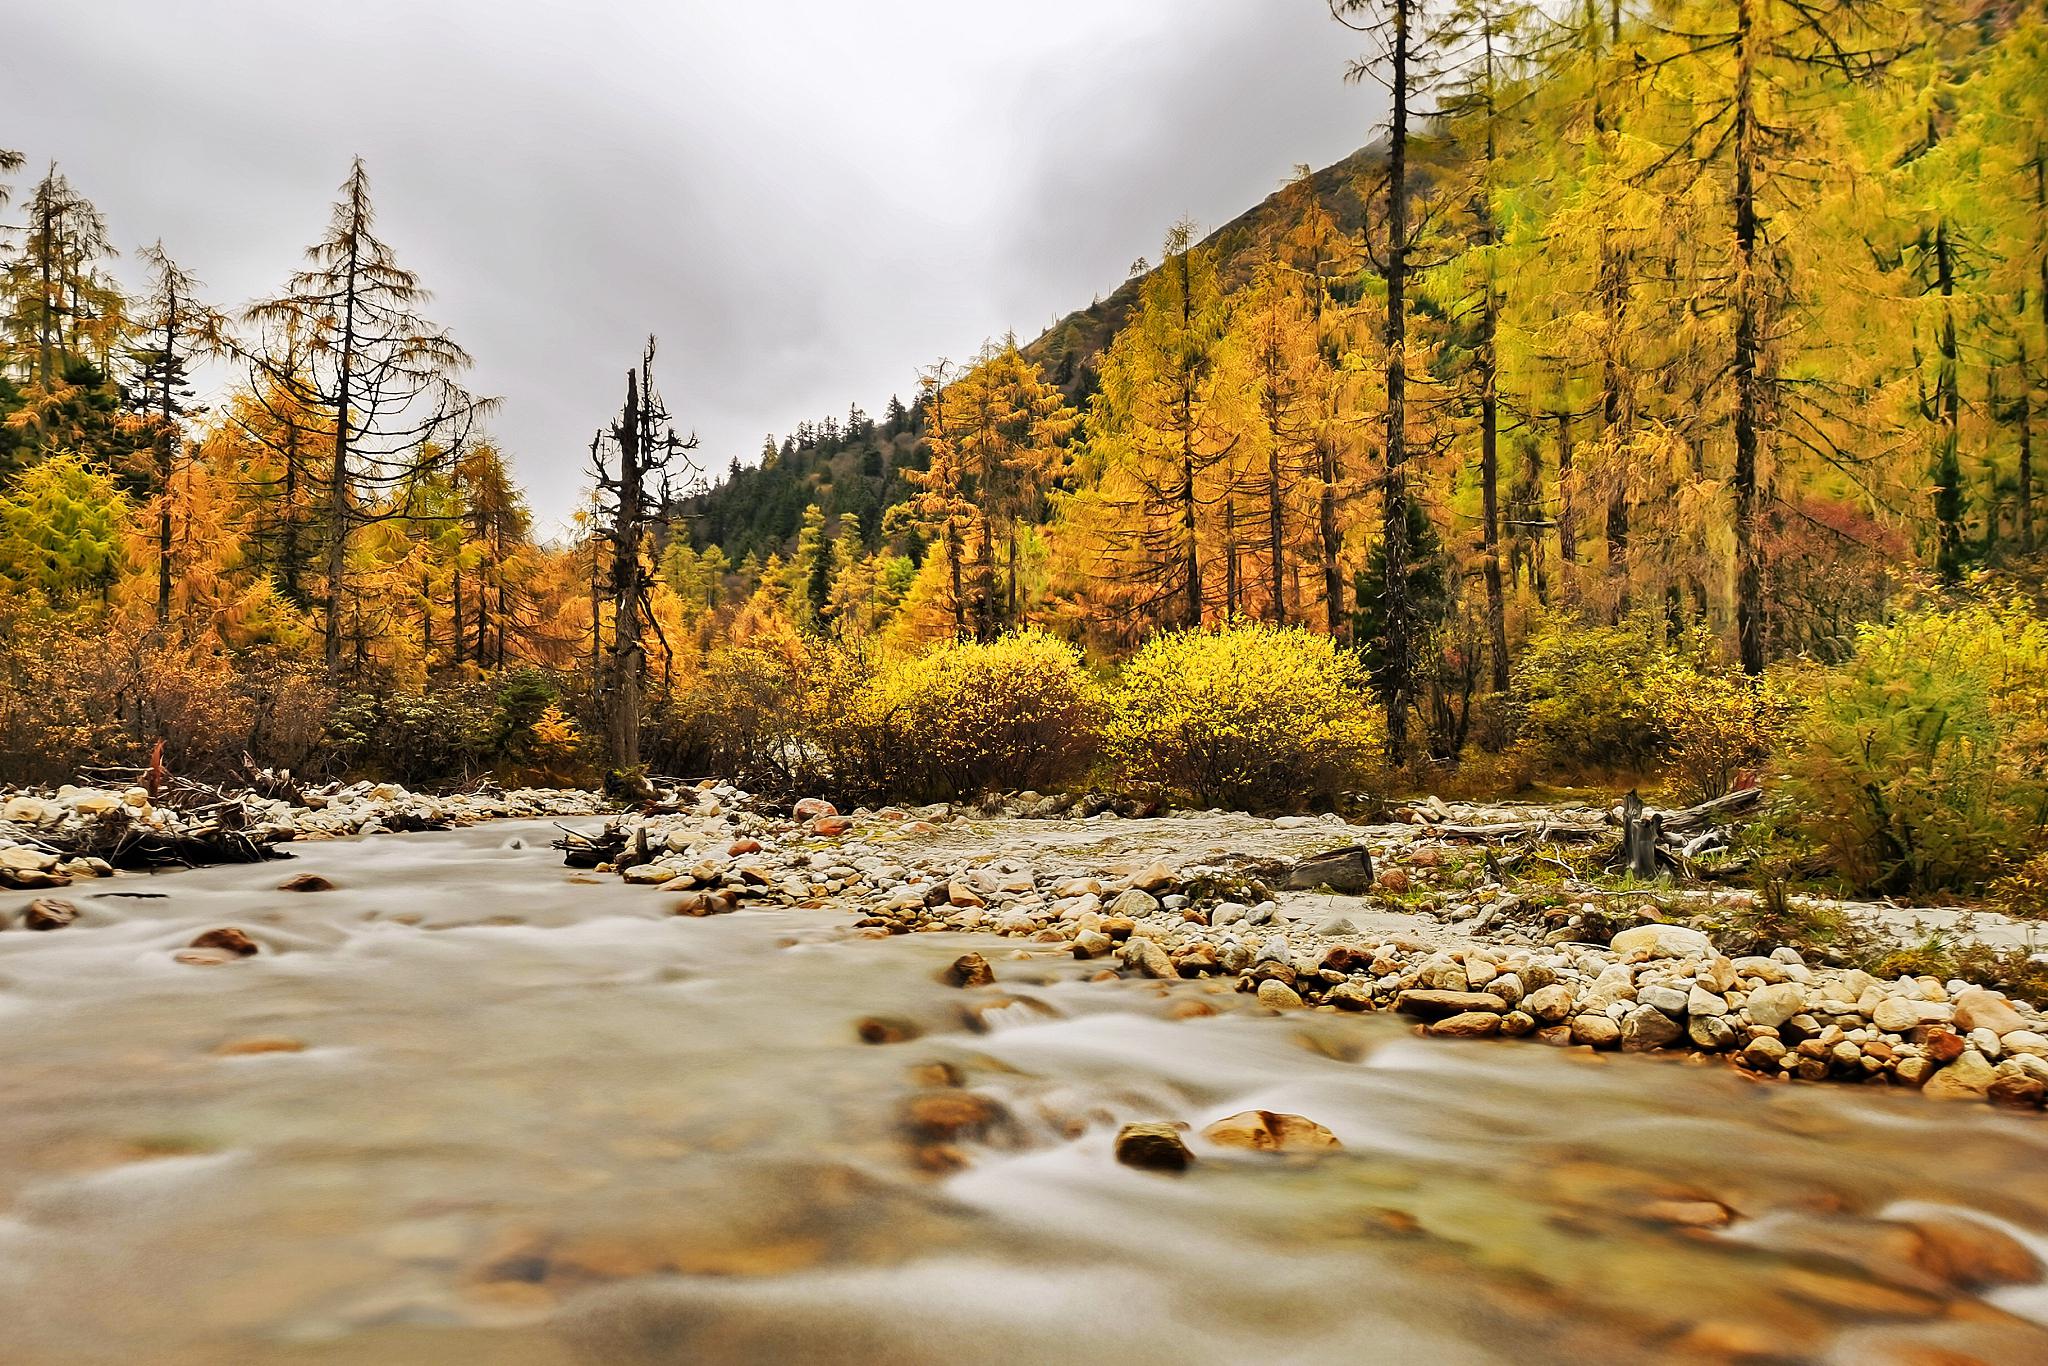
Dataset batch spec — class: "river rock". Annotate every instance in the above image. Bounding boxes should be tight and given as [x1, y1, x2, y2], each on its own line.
[1256, 979, 1304, 1010]
[792, 797, 837, 821]
[22, 897, 79, 930]
[1200, 1110, 1341, 1153]
[1429, 1011, 1501, 1039]
[1121, 938, 1177, 980]
[1622, 1003, 1683, 1051]
[1570, 1015, 1621, 1049]
[1108, 888, 1161, 918]
[1746, 982, 1808, 1028]
[1130, 863, 1177, 894]
[190, 927, 258, 956]
[944, 952, 995, 988]
[857, 1016, 921, 1045]
[1327, 982, 1373, 1011]
[1071, 930, 1113, 959]
[1416, 957, 1468, 991]
[1988, 1073, 2047, 1109]
[1688, 986, 1728, 1017]
[1609, 924, 1713, 960]
[1395, 989, 1505, 1020]
[903, 1090, 1003, 1140]
[1285, 846, 1372, 894]
[1689, 1014, 1737, 1050]
[1526, 984, 1575, 1023]
[1115, 1122, 1192, 1172]
[1953, 989, 2028, 1037]
[1922, 1050, 1999, 1101]
[277, 873, 336, 892]
[1639, 983, 1690, 1016]
[2001, 1031, 2048, 1058]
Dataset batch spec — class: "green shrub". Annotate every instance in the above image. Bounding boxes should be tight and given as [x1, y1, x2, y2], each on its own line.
[1104, 623, 1377, 810]
[1782, 599, 2048, 895]
[1507, 620, 1801, 799]
[1645, 666, 1806, 804]
[1507, 623, 1667, 773]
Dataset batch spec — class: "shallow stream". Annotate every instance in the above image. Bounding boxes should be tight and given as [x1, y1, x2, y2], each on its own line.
[2, 821, 2044, 1364]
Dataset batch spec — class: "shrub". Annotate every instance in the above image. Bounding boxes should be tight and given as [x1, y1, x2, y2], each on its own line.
[1645, 666, 1806, 804]
[1507, 623, 1667, 773]
[1507, 620, 1801, 799]
[1782, 598, 2048, 895]
[0, 610, 333, 784]
[1104, 623, 1377, 811]
[645, 642, 824, 794]
[859, 631, 1098, 801]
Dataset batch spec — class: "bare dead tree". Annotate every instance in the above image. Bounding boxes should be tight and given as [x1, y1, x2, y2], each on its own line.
[588, 336, 702, 781]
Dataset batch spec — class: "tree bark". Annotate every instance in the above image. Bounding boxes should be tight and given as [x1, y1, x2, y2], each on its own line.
[1379, 0, 1416, 764]
[1732, 0, 1766, 675]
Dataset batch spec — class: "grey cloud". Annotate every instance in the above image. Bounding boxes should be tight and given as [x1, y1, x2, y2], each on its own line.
[6, 1, 1386, 536]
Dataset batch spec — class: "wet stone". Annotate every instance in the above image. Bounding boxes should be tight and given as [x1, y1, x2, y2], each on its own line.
[1114, 1122, 1192, 1172]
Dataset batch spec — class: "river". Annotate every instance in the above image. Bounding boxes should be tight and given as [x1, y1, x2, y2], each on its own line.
[2, 820, 2044, 1364]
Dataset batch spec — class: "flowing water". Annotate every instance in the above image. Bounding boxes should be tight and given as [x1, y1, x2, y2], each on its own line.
[3, 822, 2046, 1365]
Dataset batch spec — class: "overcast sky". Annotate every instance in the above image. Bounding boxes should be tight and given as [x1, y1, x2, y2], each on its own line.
[7, 1, 1383, 533]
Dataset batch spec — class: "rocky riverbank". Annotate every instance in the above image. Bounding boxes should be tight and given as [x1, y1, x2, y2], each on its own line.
[0, 780, 607, 893]
[572, 783, 2048, 1113]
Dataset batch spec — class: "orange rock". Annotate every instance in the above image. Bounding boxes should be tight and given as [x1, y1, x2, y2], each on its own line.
[1906, 1215, 2043, 1289]
[1199, 1109, 1342, 1153]
[902, 1089, 1003, 1141]
[1377, 868, 1412, 894]
[276, 873, 335, 892]
[212, 1036, 305, 1056]
[190, 927, 259, 956]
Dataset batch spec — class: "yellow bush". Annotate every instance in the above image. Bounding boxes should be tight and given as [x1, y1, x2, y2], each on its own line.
[1104, 624, 1378, 810]
[1782, 598, 2048, 894]
[523, 703, 587, 786]
[863, 631, 1099, 800]
[1646, 666, 1806, 804]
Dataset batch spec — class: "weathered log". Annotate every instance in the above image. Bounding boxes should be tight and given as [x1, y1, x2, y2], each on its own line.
[1426, 787, 1761, 845]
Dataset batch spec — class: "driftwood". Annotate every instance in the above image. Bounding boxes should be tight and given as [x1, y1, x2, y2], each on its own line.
[1424, 787, 1761, 844]
[2, 780, 291, 874]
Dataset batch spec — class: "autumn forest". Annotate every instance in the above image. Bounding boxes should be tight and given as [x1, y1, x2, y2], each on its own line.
[2, 1, 2046, 896]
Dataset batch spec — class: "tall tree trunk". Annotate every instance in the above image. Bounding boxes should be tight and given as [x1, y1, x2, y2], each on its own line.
[1179, 252, 1204, 629]
[453, 564, 465, 669]
[947, 518, 965, 639]
[608, 363, 647, 772]
[155, 279, 178, 623]
[2021, 339, 2035, 554]
[280, 422, 304, 606]
[323, 198, 362, 672]
[1933, 218, 1963, 582]
[976, 511, 997, 642]
[1475, 59, 1509, 692]
[1600, 237, 1631, 620]
[1223, 491, 1240, 619]
[1555, 410, 1579, 610]
[1732, 0, 1766, 675]
[1267, 416, 1287, 624]
[1318, 432, 1343, 638]
[1379, 0, 1416, 764]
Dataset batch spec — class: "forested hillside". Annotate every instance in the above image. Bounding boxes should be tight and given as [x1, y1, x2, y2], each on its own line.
[1, 2, 2045, 909]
